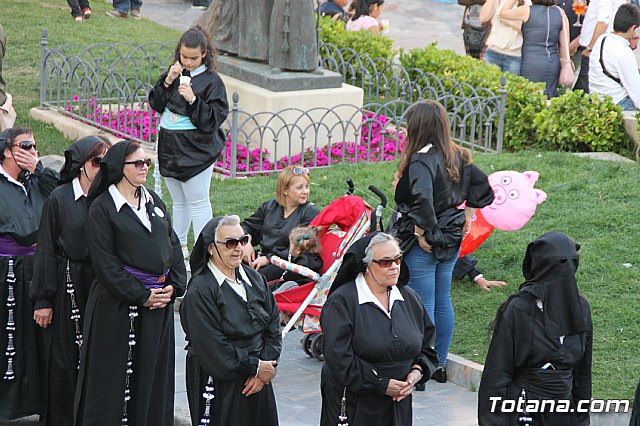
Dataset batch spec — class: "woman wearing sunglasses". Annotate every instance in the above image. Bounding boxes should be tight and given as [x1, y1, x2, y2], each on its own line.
[320, 232, 439, 426]
[74, 141, 186, 425]
[0, 127, 59, 421]
[241, 165, 319, 282]
[180, 215, 281, 426]
[393, 100, 494, 384]
[30, 135, 109, 426]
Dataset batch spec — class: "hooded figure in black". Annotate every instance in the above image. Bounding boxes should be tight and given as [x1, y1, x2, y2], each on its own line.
[74, 140, 186, 426]
[478, 231, 593, 426]
[180, 215, 281, 426]
[0, 127, 59, 420]
[30, 135, 109, 426]
[320, 232, 439, 426]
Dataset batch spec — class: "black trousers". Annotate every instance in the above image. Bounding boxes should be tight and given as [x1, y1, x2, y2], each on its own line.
[67, 0, 90, 17]
[573, 52, 590, 94]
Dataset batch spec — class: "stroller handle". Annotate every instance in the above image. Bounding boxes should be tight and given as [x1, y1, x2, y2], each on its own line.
[368, 185, 387, 208]
[346, 176, 355, 195]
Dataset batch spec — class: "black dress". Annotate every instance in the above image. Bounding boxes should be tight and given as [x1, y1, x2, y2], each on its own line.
[320, 277, 439, 426]
[242, 200, 319, 281]
[0, 163, 58, 420]
[30, 182, 94, 426]
[73, 188, 186, 425]
[180, 264, 281, 426]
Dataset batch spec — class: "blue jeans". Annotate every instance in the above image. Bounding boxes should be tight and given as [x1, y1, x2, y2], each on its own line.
[618, 96, 637, 111]
[484, 49, 521, 76]
[113, 0, 143, 12]
[404, 243, 458, 367]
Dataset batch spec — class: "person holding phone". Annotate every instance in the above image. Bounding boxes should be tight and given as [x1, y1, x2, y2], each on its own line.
[149, 25, 228, 260]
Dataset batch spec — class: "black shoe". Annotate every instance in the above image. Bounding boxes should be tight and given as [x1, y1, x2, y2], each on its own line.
[414, 383, 426, 391]
[432, 367, 447, 383]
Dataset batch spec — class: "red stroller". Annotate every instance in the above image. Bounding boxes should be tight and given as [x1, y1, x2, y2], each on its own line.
[270, 182, 387, 360]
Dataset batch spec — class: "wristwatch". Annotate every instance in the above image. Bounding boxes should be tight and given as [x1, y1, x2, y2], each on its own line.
[189, 95, 197, 105]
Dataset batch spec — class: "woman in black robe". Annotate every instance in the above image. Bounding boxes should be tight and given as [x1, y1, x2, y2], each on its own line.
[241, 165, 319, 282]
[478, 231, 593, 426]
[320, 232, 439, 426]
[74, 141, 186, 425]
[180, 215, 281, 426]
[30, 135, 109, 426]
[0, 127, 59, 420]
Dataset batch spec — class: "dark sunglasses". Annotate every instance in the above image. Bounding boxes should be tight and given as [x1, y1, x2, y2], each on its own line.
[372, 254, 402, 268]
[124, 158, 152, 169]
[90, 156, 103, 167]
[293, 167, 310, 175]
[13, 140, 37, 151]
[216, 235, 250, 250]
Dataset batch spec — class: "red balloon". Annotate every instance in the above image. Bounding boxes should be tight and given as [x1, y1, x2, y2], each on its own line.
[459, 210, 494, 257]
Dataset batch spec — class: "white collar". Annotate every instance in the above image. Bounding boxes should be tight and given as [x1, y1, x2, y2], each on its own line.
[609, 32, 630, 46]
[72, 177, 85, 201]
[108, 184, 151, 212]
[207, 260, 253, 288]
[0, 164, 26, 195]
[190, 65, 206, 78]
[355, 273, 404, 318]
[418, 144, 433, 154]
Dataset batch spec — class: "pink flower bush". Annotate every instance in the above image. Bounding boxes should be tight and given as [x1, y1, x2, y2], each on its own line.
[69, 101, 405, 176]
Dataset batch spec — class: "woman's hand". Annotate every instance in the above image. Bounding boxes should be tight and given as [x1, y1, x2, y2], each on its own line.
[34, 308, 53, 328]
[178, 83, 195, 103]
[143, 287, 173, 310]
[12, 147, 39, 174]
[242, 240, 256, 263]
[418, 237, 432, 253]
[165, 61, 183, 85]
[251, 255, 270, 271]
[242, 376, 265, 396]
[257, 360, 277, 383]
[476, 277, 507, 292]
[385, 379, 411, 400]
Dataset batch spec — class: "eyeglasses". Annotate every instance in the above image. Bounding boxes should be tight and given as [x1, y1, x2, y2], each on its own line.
[90, 156, 103, 167]
[372, 254, 402, 268]
[13, 140, 37, 151]
[293, 167, 310, 175]
[124, 158, 152, 169]
[216, 235, 250, 249]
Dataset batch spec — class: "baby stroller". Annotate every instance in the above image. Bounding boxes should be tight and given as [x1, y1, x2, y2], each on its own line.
[270, 180, 387, 360]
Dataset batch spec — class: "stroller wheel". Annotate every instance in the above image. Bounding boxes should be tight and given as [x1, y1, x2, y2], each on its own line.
[301, 333, 315, 357]
[311, 333, 324, 361]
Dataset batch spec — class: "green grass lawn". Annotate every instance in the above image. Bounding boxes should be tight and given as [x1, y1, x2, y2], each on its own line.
[4, 0, 640, 403]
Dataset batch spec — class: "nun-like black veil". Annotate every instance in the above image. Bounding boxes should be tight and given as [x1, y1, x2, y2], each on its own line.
[87, 140, 132, 204]
[59, 135, 105, 184]
[190, 216, 223, 277]
[519, 231, 586, 338]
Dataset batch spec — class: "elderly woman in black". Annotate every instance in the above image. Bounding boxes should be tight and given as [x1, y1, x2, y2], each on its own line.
[478, 231, 593, 425]
[320, 232, 439, 426]
[31, 135, 109, 426]
[180, 215, 281, 426]
[241, 165, 319, 282]
[74, 141, 186, 425]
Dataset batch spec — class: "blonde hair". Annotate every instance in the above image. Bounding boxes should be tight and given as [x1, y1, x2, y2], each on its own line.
[289, 226, 321, 255]
[275, 165, 311, 206]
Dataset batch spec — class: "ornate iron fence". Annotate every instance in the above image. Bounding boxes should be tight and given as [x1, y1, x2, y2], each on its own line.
[39, 30, 506, 179]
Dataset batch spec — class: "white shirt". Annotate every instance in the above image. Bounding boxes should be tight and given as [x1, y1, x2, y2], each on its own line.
[589, 33, 640, 107]
[207, 260, 253, 302]
[72, 177, 85, 201]
[108, 184, 152, 231]
[579, 0, 626, 47]
[355, 273, 404, 319]
[0, 164, 26, 195]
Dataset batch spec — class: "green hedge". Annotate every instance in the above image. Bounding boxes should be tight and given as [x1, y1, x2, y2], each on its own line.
[320, 17, 630, 153]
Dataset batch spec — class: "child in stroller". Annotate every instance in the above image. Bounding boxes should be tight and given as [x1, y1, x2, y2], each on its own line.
[272, 226, 324, 293]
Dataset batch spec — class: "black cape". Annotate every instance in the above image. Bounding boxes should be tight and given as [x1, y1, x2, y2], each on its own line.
[0, 159, 58, 420]
[478, 232, 592, 426]
[181, 240, 281, 426]
[74, 142, 186, 425]
[148, 69, 229, 182]
[241, 199, 319, 281]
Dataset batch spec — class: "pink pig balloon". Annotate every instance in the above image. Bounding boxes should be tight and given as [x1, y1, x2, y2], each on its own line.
[481, 170, 547, 231]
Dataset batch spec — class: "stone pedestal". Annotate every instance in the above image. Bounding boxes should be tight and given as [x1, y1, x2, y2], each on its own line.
[219, 73, 364, 161]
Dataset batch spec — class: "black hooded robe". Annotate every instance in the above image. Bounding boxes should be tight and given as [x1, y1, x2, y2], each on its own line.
[180, 264, 281, 426]
[0, 160, 58, 420]
[73, 188, 186, 425]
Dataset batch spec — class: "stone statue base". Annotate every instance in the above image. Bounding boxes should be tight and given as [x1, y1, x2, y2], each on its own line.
[217, 55, 342, 92]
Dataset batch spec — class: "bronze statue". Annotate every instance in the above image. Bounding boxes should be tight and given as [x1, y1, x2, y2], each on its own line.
[269, 0, 319, 72]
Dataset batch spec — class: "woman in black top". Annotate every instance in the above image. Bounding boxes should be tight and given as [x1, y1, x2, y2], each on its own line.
[394, 100, 494, 382]
[148, 26, 228, 258]
[31, 135, 109, 426]
[478, 232, 593, 426]
[241, 166, 320, 282]
[74, 141, 186, 425]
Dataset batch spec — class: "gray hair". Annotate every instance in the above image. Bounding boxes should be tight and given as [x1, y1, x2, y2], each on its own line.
[362, 233, 400, 266]
[213, 215, 241, 242]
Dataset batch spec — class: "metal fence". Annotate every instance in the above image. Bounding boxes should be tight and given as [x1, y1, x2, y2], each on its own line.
[39, 29, 507, 178]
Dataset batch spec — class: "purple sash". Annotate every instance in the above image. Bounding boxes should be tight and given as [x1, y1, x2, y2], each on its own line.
[0, 235, 36, 257]
[123, 265, 170, 289]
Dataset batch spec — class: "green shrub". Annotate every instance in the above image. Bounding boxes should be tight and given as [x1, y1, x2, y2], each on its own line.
[534, 90, 629, 152]
[319, 16, 396, 63]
